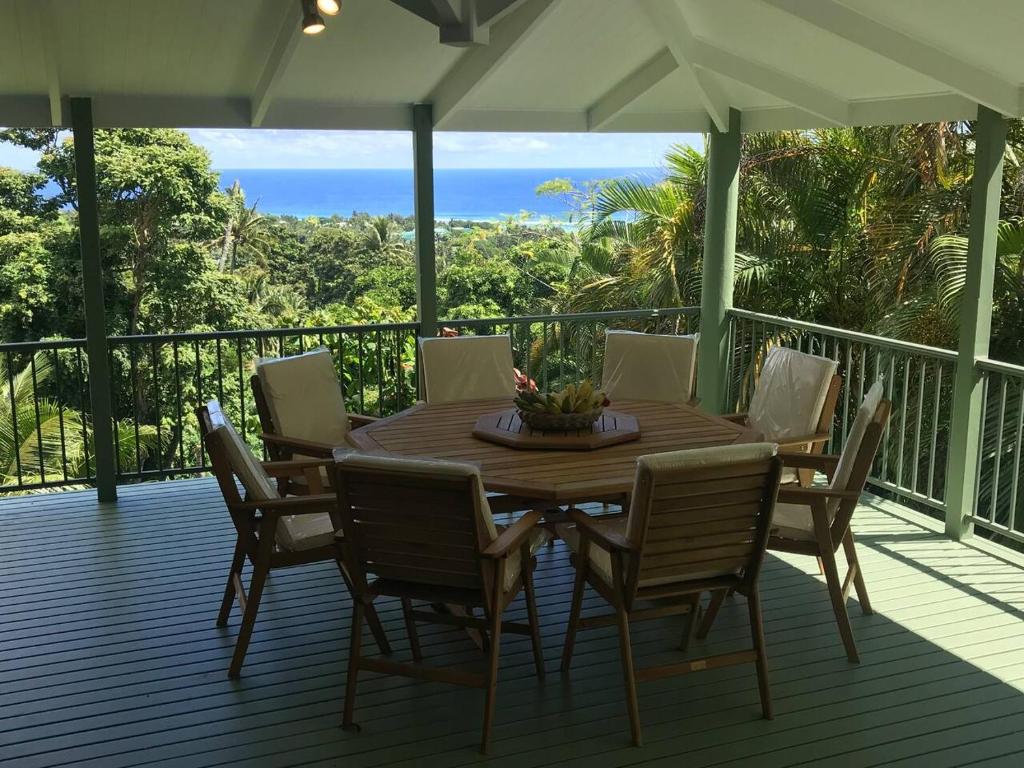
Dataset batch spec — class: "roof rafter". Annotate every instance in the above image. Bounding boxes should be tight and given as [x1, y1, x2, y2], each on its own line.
[762, 0, 1020, 117]
[638, 0, 729, 132]
[250, 1, 304, 128]
[428, 0, 557, 128]
[36, 0, 61, 126]
[587, 47, 678, 131]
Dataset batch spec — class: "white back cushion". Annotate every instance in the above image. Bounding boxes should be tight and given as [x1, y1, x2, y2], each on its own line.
[207, 402, 277, 502]
[601, 330, 698, 403]
[419, 335, 515, 404]
[748, 347, 837, 441]
[827, 380, 884, 517]
[257, 348, 349, 446]
[336, 452, 498, 541]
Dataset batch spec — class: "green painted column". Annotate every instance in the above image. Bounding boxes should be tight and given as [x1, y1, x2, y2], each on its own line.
[412, 103, 437, 340]
[696, 108, 741, 413]
[70, 98, 117, 502]
[945, 105, 1007, 540]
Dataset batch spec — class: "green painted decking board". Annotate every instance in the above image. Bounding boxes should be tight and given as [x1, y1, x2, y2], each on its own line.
[1, 479, 1023, 767]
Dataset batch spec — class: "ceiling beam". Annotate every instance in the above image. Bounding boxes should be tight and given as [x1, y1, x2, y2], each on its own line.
[641, 0, 848, 128]
[587, 47, 678, 131]
[36, 0, 61, 126]
[250, 2, 304, 128]
[692, 39, 849, 125]
[428, 0, 557, 128]
[762, 0, 1020, 117]
[638, 0, 729, 132]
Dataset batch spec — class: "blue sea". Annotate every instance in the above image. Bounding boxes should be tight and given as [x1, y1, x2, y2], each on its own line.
[215, 167, 663, 221]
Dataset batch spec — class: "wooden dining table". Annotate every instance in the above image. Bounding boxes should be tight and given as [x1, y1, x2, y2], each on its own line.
[348, 398, 759, 510]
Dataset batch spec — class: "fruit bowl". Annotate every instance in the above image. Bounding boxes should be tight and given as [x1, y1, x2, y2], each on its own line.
[517, 407, 604, 431]
[513, 380, 609, 432]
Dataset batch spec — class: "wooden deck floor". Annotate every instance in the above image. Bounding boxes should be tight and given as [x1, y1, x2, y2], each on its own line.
[2, 478, 1024, 768]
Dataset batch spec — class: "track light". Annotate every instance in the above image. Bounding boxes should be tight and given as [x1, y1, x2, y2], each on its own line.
[317, 0, 341, 16]
[301, 0, 326, 34]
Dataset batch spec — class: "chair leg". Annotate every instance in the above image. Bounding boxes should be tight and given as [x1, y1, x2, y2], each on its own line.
[342, 600, 365, 731]
[747, 588, 772, 720]
[401, 597, 422, 662]
[522, 555, 545, 679]
[336, 559, 391, 655]
[561, 557, 588, 672]
[614, 602, 642, 747]
[696, 589, 727, 640]
[843, 529, 873, 615]
[818, 544, 860, 664]
[679, 595, 701, 652]
[217, 539, 246, 627]
[227, 558, 269, 679]
[480, 605, 504, 753]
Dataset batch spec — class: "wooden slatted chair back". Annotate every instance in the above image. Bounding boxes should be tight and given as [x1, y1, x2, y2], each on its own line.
[332, 455, 497, 601]
[624, 444, 783, 603]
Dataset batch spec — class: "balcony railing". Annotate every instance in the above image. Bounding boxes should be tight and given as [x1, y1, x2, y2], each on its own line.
[3, 306, 1023, 550]
[974, 358, 1024, 545]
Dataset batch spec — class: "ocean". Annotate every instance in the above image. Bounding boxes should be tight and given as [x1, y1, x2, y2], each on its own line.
[214, 167, 664, 221]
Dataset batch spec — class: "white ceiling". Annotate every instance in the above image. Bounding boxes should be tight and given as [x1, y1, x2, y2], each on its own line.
[0, 0, 1019, 132]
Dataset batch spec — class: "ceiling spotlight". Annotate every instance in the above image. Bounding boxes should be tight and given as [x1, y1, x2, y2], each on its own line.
[317, 0, 341, 16]
[301, 0, 326, 34]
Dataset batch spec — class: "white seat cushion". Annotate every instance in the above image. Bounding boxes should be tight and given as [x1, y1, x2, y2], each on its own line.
[419, 335, 515, 403]
[748, 347, 837, 441]
[770, 502, 818, 541]
[256, 348, 350, 449]
[601, 330, 698, 403]
[279, 513, 337, 551]
[499, 525, 551, 590]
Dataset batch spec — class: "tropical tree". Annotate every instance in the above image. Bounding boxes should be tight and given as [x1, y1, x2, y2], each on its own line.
[212, 180, 274, 271]
[0, 352, 155, 489]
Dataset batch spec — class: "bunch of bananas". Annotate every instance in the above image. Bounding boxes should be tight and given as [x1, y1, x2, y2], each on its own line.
[514, 380, 608, 415]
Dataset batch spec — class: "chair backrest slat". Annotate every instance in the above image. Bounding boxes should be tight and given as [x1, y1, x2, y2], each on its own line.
[623, 445, 781, 601]
[334, 456, 495, 597]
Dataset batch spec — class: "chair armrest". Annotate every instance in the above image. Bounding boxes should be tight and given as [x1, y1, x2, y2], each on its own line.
[259, 433, 335, 458]
[260, 458, 332, 478]
[777, 452, 841, 472]
[482, 510, 543, 558]
[776, 432, 831, 451]
[231, 493, 336, 514]
[567, 507, 634, 552]
[348, 413, 380, 428]
[721, 412, 748, 425]
[777, 486, 861, 505]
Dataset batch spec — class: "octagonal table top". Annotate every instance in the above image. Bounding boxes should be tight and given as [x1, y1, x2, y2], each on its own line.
[348, 398, 758, 504]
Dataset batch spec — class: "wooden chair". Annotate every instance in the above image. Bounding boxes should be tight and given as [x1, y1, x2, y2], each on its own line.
[762, 380, 890, 664]
[559, 443, 783, 746]
[418, 334, 516, 403]
[601, 329, 700, 405]
[331, 452, 548, 753]
[198, 400, 391, 678]
[250, 347, 378, 495]
[725, 345, 842, 487]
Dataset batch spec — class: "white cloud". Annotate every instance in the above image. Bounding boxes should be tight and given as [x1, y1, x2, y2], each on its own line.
[2, 126, 702, 172]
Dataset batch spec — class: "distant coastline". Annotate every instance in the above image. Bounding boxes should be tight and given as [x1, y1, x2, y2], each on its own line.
[214, 167, 663, 221]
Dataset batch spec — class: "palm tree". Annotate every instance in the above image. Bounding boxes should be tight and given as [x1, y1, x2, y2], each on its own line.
[0, 352, 155, 489]
[359, 216, 410, 261]
[213, 181, 274, 271]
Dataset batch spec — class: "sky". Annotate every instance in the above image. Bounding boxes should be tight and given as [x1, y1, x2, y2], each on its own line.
[0, 129, 702, 171]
